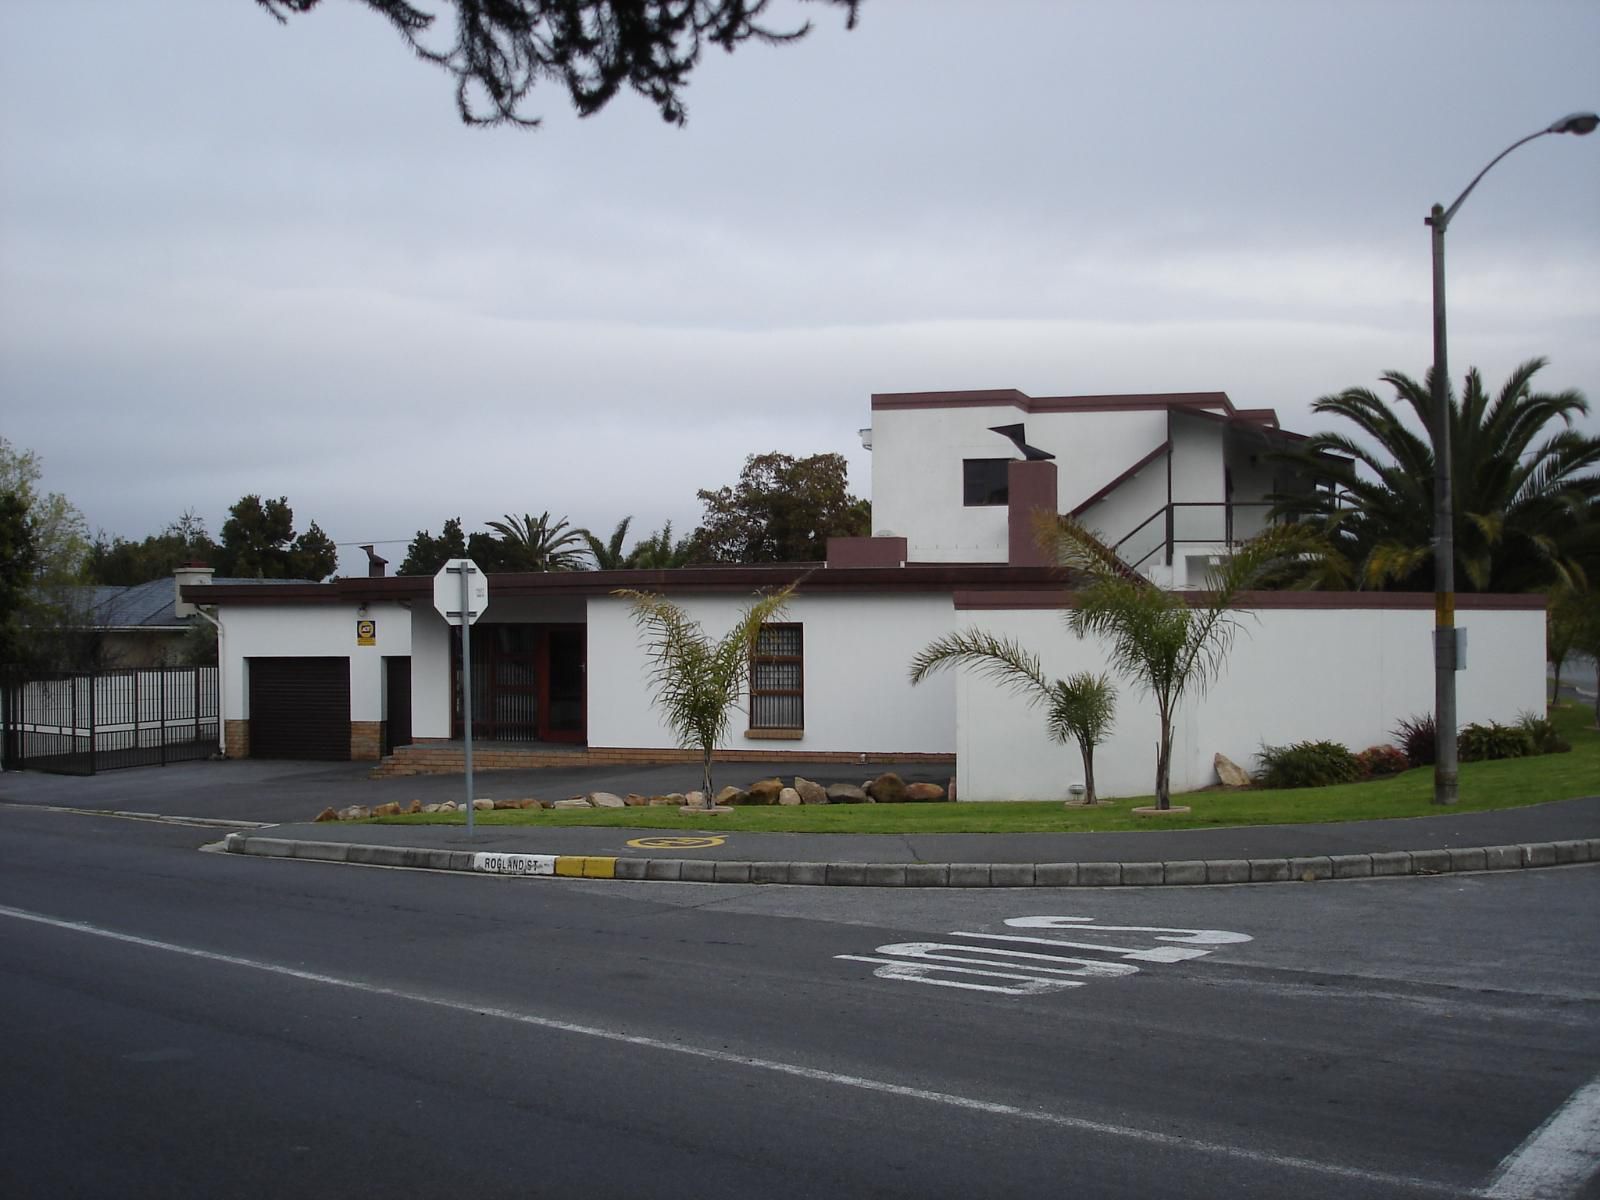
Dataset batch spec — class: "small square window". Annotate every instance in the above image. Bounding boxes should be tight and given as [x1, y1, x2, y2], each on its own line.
[963, 458, 1011, 506]
[750, 623, 803, 731]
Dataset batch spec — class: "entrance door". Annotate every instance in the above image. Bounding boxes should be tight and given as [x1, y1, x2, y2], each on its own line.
[540, 625, 585, 743]
[383, 656, 412, 755]
[451, 624, 584, 744]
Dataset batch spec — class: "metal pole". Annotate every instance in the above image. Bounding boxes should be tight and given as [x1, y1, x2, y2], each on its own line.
[461, 564, 475, 837]
[1427, 205, 1458, 805]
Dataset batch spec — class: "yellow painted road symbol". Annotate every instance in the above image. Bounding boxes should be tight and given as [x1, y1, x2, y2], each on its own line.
[626, 835, 727, 850]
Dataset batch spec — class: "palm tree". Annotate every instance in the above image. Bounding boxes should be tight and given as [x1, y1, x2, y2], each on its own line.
[581, 516, 633, 570]
[626, 521, 699, 569]
[1049, 517, 1321, 809]
[1271, 359, 1599, 592]
[909, 631, 1116, 803]
[484, 512, 587, 572]
[619, 584, 795, 803]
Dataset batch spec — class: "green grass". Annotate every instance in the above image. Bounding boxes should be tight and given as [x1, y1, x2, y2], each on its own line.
[371, 702, 1600, 835]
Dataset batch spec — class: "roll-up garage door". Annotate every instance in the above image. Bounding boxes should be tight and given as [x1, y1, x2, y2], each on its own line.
[248, 657, 351, 760]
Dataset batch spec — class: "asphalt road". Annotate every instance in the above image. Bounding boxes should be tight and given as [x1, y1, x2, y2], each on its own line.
[3, 803, 1598, 1199]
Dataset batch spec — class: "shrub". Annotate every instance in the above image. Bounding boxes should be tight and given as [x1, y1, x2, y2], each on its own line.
[1457, 721, 1534, 763]
[1391, 713, 1436, 767]
[1354, 744, 1409, 778]
[1256, 740, 1361, 789]
[1517, 711, 1572, 755]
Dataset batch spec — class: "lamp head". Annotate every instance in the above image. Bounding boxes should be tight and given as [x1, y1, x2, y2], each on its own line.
[1547, 112, 1599, 136]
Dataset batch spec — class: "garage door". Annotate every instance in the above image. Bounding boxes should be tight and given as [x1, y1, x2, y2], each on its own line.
[248, 657, 350, 761]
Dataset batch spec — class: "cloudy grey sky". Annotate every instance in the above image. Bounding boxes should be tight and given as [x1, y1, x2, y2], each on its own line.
[2, 0, 1595, 575]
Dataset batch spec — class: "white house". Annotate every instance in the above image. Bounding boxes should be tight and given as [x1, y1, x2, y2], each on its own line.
[189, 389, 1546, 800]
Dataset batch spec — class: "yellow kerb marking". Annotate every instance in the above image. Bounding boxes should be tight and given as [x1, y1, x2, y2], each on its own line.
[554, 856, 616, 879]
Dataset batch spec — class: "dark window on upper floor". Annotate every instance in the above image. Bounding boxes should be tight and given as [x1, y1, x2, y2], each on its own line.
[963, 458, 1010, 506]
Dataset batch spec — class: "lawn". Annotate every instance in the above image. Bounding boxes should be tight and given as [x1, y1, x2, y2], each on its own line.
[372, 703, 1600, 835]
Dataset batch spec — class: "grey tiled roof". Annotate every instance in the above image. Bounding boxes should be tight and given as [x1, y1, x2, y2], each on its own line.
[68, 577, 316, 630]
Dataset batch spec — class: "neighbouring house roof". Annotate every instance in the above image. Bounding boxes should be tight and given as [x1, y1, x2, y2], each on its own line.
[870, 389, 1282, 424]
[69, 577, 314, 631]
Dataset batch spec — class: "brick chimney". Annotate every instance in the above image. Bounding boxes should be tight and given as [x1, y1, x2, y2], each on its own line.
[361, 545, 389, 578]
[1007, 460, 1058, 567]
[173, 561, 215, 618]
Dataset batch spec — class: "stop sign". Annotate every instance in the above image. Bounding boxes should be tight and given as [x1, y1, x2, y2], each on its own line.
[432, 558, 488, 625]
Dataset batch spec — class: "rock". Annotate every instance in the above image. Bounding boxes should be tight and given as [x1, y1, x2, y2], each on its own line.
[437, 801, 457, 813]
[590, 792, 627, 809]
[472, 798, 495, 811]
[866, 772, 909, 803]
[623, 793, 650, 807]
[778, 787, 802, 806]
[407, 799, 422, 814]
[493, 799, 520, 810]
[647, 794, 679, 806]
[793, 776, 829, 805]
[421, 803, 441, 813]
[904, 782, 946, 802]
[827, 783, 869, 804]
[947, 776, 957, 803]
[684, 791, 705, 808]
[517, 798, 541, 809]
[746, 777, 784, 805]
[313, 807, 339, 822]
[1214, 753, 1253, 787]
[714, 785, 747, 806]
[554, 797, 592, 809]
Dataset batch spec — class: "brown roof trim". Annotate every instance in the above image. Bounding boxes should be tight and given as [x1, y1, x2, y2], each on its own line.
[1069, 441, 1171, 517]
[954, 589, 1548, 612]
[872, 389, 1236, 415]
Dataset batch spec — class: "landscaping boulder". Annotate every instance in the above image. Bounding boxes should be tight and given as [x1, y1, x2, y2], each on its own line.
[866, 773, 909, 803]
[517, 798, 541, 809]
[684, 791, 706, 807]
[827, 783, 869, 804]
[793, 777, 829, 805]
[493, 799, 520, 809]
[714, 785, 748, 806]
[746, 777, 784, 805]
[553, 797, 592, 809]
[904, 782, 946, 802]
[406, 799, 423, 814]
[338, 805, 369, 821]
[590, 792, 627, 809]
[648, 794, 683, 807]
[472, 798, 495, 811]
[947, 776, 957, 802]
[421, 803, 442, 814]
[371, 802, 401, 817]
[437, 801, 458, 812]
[778, 787, 802, 806]
[313, 807, 339, 823]
[623, 793, 650, 807]
[1214, 753, 1253, 787]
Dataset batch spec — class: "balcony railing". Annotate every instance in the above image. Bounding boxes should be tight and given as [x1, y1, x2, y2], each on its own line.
[1112, 502, 1281, 573]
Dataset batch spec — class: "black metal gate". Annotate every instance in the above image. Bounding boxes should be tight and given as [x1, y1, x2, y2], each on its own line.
[1, 667, 220, 775]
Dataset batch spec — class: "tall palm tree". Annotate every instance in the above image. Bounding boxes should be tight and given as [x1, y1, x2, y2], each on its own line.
[581, 516, 633, 570]
[484, 511, 587, 572]
[1271, 359, 1599, 592]
[909, 631, 1116, 803]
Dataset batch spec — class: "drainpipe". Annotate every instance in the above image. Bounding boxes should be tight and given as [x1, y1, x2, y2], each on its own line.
[193, 606, 226, 758]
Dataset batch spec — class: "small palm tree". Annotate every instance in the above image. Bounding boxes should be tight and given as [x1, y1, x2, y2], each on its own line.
[582, 516, 633, 570]
[485, 511, 587, 571]
[910, 631, 1116, 803]
[1049, 516, 1321, 809]
[619, 584, 795, 802]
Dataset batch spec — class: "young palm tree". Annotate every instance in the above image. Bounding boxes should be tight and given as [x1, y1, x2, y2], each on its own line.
[1049, 517, 1321, 809]
[619, 585, 795, 802]
[581, 516, 633, 570]
[1271, 359, 1598, 592]
[909, 631, 1116, 803]
[485, 511, 588, 571]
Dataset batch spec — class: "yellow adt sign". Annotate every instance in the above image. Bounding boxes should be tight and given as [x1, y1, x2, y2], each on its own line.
[356, 619, 377, 646]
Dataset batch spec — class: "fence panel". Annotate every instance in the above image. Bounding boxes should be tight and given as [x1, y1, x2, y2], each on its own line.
[1, 667, 219, 774]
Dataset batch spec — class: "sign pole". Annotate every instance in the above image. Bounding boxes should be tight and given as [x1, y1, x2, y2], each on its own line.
[460, 563, 475, 837]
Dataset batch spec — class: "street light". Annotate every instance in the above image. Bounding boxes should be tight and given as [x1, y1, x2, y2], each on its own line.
[1426, 111, 1597, 806]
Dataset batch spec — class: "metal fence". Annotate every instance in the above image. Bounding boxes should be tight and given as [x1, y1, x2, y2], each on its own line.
[1, 667, 220, 775]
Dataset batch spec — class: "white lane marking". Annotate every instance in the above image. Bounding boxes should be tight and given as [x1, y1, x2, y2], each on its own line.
[0, 902, 1461, 1196]
[869, 942, 1139, 978]
[951, 930, 1213, 964]
[1005, 916, 1254, 945]
[833, 956, 1084, 995]
[1483, 1073, 1600, 1199]
[0, 800, 268, 829]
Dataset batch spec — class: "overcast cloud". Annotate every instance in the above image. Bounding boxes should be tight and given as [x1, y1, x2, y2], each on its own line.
[2, 0, 1595, 575]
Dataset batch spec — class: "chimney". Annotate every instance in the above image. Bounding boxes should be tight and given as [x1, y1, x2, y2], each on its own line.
[1007, 460, 1058, 567]
[360, 545, 388, 578]
[173, 561, 215, 618]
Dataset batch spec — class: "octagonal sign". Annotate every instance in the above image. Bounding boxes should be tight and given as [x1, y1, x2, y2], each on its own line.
[432, 558, 488, 625]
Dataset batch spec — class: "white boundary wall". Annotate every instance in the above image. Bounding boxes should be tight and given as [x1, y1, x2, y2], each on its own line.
[586, 592, 958, 754]
[954, 602, 1546, 801]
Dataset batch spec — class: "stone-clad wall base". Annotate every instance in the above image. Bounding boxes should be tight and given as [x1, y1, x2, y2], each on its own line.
[224, 720, 249, 759]
[350, 721, 383, 761]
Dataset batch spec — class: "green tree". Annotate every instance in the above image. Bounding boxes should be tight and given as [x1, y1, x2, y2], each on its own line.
[619, 584, 794, 802]
[219, 495, 338, 580]
[0, 490, 38, 672]
[692, 451, 869, 563]
[399, 518, 470, 575]
[626, 521, 700, 569]
[484, 512, 588, 571]
[0, 438, 92, 673]
[1271, 359, 1599, 592]
[582, 516, 634, 570]
[1050, 517, 1322, 810]
[257, 0, 860, 127]
[909, 630, 1116, 804]
[87, 511, 220, 585]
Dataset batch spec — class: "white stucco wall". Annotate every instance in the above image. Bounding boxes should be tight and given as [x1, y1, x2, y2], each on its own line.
[218, 602, 412, 724]
[953, 602, 1546, 801]
[587, 592, 960, 754]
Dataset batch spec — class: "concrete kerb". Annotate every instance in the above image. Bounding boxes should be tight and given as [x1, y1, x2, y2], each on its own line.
[219, 833, 1599, 888]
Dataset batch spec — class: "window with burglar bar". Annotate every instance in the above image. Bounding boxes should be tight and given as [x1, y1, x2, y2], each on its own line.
[750, 623, 803, 731]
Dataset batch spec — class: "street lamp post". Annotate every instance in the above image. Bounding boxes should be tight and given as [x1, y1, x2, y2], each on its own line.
[1425, 111, 1597, 806]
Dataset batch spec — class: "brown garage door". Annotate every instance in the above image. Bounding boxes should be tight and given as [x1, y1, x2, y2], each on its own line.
[248, 657, 350, 761]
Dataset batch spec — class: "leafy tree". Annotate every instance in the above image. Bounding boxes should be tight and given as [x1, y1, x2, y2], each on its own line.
[1271, 359, 1599, 592]
[909, 630, 1116, 804]
[692, 451, 869, 563]
[257, 0, 860, 127]
[0, 437, 90, 592]
[218, 495, 338, 580]
[484, 511, 588, 571]
[626, 521, 700, 569]
[399, 517, 469, 575]
[1548, 586, 1585, 705]
[87, 511, 221, 585]
[1049, 516, 1322, 810]
[0, 490, 38, 673]
[619, 584, 794, 802]
[582, 516, 634, 570]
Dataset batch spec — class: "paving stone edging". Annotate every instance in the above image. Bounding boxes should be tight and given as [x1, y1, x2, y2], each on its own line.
[222, 833, 1600, 886]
